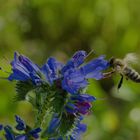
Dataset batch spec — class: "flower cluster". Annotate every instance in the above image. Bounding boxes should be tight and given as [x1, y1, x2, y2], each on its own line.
[8, 51, 109, 94]
[0, 115, 41, 140]
[1, 50, 109, 140]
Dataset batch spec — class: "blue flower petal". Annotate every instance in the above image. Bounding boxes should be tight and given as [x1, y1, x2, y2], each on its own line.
[72, 51, 87, 67]
[80, 55, 109, 80]
[71, 94, 96, 102]
[65, 102, 77, 114]
[47, 114, 60, 134]
[71, 123, 87, 140]
[4, 126, 15, 140]
[41, 57, 63, 84]
[18, 55, 40, 72]
[0, 125, 3, 131]
[29, 128, 41, 138]
[15, 115, 26, 131]
[41, 63, 53, 84]
[8, 52, 41, 85]
[62, 69, 88, 94]
[47, 57, 64, 78]
[62, 51, 87, 74]
[8, 69, 30, 81]
[15, 135, 27, 140]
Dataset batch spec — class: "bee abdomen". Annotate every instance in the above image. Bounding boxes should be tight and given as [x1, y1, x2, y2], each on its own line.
[124, 67, 140, 82]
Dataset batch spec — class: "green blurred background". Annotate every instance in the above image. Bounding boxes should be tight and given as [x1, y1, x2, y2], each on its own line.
[0, 0, 140, 139]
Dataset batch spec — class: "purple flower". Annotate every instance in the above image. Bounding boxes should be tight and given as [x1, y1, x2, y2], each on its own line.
[65, 94, 95, 115]
[8, 52, 42, 85]
[76, 102, 92, 115]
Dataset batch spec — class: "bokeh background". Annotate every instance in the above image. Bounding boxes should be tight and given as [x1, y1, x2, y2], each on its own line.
[0, 0, 140, 139]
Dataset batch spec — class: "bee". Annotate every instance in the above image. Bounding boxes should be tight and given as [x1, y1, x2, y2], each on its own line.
[104, 53, 140, 89]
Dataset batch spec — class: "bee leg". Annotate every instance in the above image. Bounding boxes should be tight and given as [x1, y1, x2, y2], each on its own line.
[103, 70, 115, 79]
[117, 74, 124, 90]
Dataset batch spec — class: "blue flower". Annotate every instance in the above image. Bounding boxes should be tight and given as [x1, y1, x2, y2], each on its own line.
[47, 57, 63, 78]
[29, 128, 42, 139]
[5, 50, 111, 140]
[70, 94, 96, 102]
[70, 123, 87, 140]
[46, 93, 94, 139]
[8, 51, 109, 94]
[62, 54, 109, 94]
[15, 115, 26, 131]
[4, 126, 28, 140]
[41, 57, 63, 84]
[47, 114, 61, 134]
[15, 135, 27, 140]
[62, 69, 88, 94]
[1, 115, 41, 140]
[4, 126, 15, 140]
[8, 52, 42, 85]
[80, 55, 109, 80]
[47, 115, 86, 140]
[65, 102, 77, 114]
[0, 125, 3, 131]
[61, 51, 87, 74]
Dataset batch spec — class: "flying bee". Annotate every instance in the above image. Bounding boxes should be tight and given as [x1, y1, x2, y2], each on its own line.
[104, 53, 140, 89]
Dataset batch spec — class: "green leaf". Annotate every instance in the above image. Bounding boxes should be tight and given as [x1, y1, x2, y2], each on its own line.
[14, 81, 34, 101]
[35, 84, 68, 128]
[42, 113, 81, 139]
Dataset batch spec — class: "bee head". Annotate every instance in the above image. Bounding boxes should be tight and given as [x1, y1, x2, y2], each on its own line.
[109, 57, 115, 67]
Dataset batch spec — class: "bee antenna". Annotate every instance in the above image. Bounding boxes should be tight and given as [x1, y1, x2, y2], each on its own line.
[89, 49, 95, 55]
[84, 49, 95, 62]
[86, 49, 95, 58]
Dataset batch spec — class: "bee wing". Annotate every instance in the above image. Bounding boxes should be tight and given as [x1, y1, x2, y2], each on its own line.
[123, 53, 139, 65]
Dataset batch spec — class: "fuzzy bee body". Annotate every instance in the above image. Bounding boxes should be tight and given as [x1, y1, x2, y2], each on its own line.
[106, 53, 140, 89]
[123, 66, 140, 82]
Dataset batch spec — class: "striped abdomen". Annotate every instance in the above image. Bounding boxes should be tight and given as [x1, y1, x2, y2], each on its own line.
[123, 67, 140, 82]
